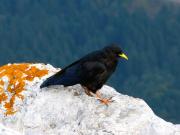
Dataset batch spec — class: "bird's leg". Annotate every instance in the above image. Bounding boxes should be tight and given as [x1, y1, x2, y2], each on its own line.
[83, 86, 93, 97]
[83, 87, 113, 105]
[95, 91, 113, 106]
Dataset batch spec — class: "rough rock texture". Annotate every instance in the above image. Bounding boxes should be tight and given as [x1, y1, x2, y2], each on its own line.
[0, 64, 180, 135]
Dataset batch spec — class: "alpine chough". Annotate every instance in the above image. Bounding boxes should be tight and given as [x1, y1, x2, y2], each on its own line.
[40, 44, 128, 104]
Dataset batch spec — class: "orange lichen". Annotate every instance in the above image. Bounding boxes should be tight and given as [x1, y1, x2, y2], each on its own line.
[0, 80, 4, 85]
[0, 93, 7, 104]
[4, 95, 17, 115]
[0, 63, 48, 116]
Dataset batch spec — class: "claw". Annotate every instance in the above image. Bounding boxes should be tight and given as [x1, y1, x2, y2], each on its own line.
[108, 96, 115, 102]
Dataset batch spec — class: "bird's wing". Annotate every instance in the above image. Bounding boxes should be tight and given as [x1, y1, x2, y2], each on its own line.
[81, 61, 106, 81]
[40, 60, 82, 88]
[40, 51, 104, 88]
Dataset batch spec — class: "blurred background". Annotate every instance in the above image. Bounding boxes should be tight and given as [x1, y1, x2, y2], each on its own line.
[0, 0, 180, 123]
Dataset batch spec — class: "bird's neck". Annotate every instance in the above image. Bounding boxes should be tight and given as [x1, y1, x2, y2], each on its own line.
[102, 51, 118, 69]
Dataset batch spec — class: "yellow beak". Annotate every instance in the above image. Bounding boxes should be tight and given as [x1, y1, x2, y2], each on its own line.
[119, 53, 128, 60]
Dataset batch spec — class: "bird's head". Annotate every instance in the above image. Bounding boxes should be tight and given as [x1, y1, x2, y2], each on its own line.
[104, 43, 128, 60]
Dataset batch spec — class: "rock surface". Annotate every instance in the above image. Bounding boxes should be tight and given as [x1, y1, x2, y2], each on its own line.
[0, 64, 180, 135]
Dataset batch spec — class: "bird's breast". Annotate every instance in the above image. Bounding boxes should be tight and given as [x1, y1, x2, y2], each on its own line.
[103, 58, 118, 72]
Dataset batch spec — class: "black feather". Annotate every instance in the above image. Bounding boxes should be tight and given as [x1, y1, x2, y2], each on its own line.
[40, 61, 81, 88]
[40, 44, 127, 93]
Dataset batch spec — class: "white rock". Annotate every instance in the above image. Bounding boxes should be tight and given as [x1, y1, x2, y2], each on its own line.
[0, 123, 21, 135]
[0, 64, 180, 135]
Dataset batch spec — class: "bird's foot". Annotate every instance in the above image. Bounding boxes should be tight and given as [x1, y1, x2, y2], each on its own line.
[82, 87, 114, 105]
[96, 91, 114, 106]
[97, 97, 113, 106]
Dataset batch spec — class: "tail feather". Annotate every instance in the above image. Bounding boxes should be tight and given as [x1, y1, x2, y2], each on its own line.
[40, 63, 81, 89]
[40, 74, 60, 88]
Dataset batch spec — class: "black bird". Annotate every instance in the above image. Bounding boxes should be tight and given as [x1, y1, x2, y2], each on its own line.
[40, 44, 128, 104]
